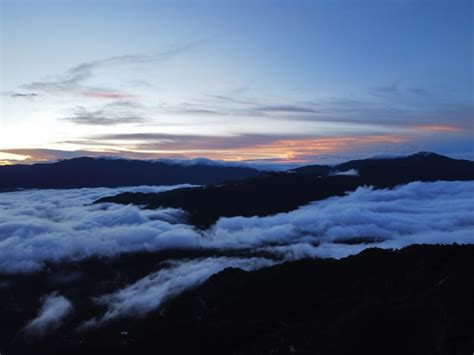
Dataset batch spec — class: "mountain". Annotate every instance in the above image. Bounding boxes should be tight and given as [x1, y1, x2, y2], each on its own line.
[96, 152, 474, 227]
[4, 244, 474, 355]
[0, 157, 261, 189]
[294, 151, 474, 184]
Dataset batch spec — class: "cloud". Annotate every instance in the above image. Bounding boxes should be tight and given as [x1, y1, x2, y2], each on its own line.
[206, 94, 256, 106]
[75, 132, 408, 162]
[207, 180, 474, 257]
[410, 88, 431, 97]
[174, 108, 224, 115]
[255, 105, 319, 114]
[0, 181, 473, 275]
[0, 184, 197, 273]
[0, 148, 296, 170]
[4, 119, 468, 163]
[63, 106, 146, 125]
[370, 83, 400, 98]
[74, 179, 473, 324]
[173, 96, 320, 118]
[90, 132, 283, 150]
[1, 180, 473, 331]
[82, 91, 137, 100]
[82, 256, 276, 326]
[0, 148, 157, 163]
[5, 92, 39, 99]
[201, 86, 473, 131]
[22, 43, 200, 96]
[330, 168, 359, 176]
[413, 125, 463, 133]
[24, 293, 73, 337]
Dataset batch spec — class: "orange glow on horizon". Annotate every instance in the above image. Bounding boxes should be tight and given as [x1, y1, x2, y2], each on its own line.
[0, 152, 29, 165]
[0, 133, 410, 164]
[118, 133, 409, 163]
[226, 134, 408, 162]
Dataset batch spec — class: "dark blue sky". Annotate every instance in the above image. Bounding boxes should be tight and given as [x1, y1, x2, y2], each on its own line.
[1, 0, 472, 164]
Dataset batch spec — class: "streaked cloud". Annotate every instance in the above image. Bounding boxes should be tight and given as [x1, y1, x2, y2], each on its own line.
[62, 106, 146, 126]
[3, 91, 39, 99]
[413, 125, 463, 133]
[163, 87, 474, 131]
[82, 91, 137, 99]
[255, 105, 319, 114]
[1, 0, 471, 162]
[1, 131, 411, 164]
[370, 83, 400, 98]
[23, 43, 200, 97]
[0, 149, 111, 163]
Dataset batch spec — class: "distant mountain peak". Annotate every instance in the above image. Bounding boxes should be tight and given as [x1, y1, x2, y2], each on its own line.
[409, 151, 443, 158]
[366, 151, 446, 161]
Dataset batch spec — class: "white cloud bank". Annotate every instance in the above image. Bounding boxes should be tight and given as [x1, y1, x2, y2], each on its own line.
[82, 256, 276, 326]
[0, 185, 197, 273]
[207, 180, 474, 258]
[24, 293, 73, 337]
[0, 181, 473, 274]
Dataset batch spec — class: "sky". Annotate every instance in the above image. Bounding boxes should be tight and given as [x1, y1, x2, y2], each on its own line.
[0, 0, 473, 165]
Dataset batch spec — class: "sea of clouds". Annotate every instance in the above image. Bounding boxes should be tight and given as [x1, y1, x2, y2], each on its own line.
[1, 181, 473, 331]
[1, 181, 473, 274]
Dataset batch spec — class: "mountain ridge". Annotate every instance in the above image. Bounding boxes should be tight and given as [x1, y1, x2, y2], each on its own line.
[0, 157, 261, 189]
[95, 152, 474, 227]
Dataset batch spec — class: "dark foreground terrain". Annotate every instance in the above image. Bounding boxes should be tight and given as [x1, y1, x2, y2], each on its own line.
[2, 244, 474, 355]
[97, 152, 474, 227]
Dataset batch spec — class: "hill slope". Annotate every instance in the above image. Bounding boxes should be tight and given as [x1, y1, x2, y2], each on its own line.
[4, 244, 474, 355]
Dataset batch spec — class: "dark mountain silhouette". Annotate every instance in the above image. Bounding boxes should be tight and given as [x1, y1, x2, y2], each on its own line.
[0, 157, 261, 189]
[295, 151, 474, 185]
[96, 152, 474, 227]
[3, 244, 474, 355]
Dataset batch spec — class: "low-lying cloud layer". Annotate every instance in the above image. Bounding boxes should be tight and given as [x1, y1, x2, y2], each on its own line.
[0, 181, 473, 275]
[3, 180, 473, 334]
[24, 293, 73, 337]
[83, 256, 276, 326]
[0, 185, 195, 273]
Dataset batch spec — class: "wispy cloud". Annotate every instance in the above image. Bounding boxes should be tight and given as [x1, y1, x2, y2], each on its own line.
[22, 43, 200, 97]
[255, 104, 319, 114]
[371, 84, 431, 99]
[88, 132, 284, 151]
[413, 125, 463, 133]
[0, 149, 114, 163]
[62, 106, 146, 126]
[409, 87, 431, 97]
[3, 91, 39, 99]
[72, 132, 408, 162]
[0, 148, 182, 164]
[370, 83, 400, 98]
[166, 85, 473, 131]
[82, 91, 137, 99]
[0, 131, 410, 164]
